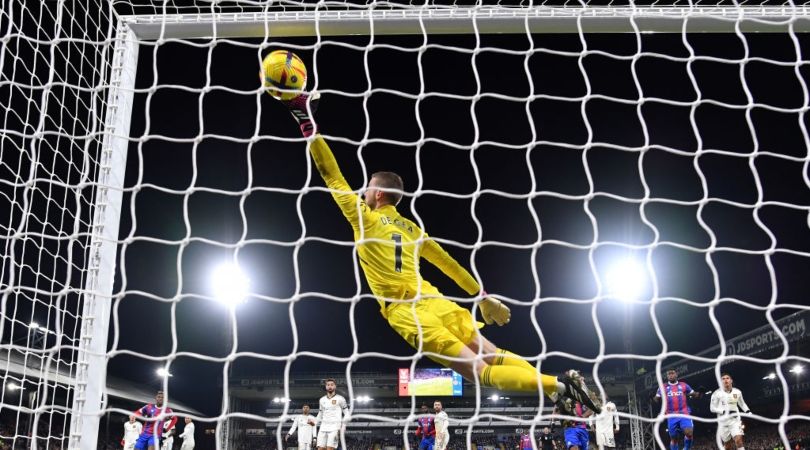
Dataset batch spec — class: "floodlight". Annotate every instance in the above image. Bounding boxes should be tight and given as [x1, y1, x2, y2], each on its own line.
[605, 258, 646, 302]
[211, 262, 249, 307]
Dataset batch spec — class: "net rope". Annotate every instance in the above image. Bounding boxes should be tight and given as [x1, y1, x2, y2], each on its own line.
[0, 1, 809, 449]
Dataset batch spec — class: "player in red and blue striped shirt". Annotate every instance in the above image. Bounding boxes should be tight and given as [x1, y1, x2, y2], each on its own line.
[654, 369, 702, 450]
[519, 432, 533, 450]
[133, 391, 177, 450]
[415, 404, 436, 450]
[553, 394, 592, 450]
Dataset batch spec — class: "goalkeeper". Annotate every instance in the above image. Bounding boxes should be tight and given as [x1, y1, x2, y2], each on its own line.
[277, 92, 599, 413]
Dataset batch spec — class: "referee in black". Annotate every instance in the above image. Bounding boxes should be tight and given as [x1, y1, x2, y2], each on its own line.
[539, 427, 557, 450]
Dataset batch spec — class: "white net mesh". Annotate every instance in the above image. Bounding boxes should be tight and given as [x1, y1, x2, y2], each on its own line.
[0, 1, 114, 448]
[1, 1, 810, 450]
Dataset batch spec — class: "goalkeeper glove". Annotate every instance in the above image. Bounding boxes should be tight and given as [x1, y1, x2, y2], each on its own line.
[282, 92, 319, 137]
[479, 293, 510, 326]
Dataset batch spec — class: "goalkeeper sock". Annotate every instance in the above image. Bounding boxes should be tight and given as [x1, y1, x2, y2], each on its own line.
[481, 365, 558, 396]
[492, 349, 558, 397]
[284, 93, 319, 137]
[683, 438, 693, 450]
[493, 348, 535, 370]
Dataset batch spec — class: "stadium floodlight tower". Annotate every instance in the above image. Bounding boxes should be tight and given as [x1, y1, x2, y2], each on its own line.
[1, 2, 805, 450]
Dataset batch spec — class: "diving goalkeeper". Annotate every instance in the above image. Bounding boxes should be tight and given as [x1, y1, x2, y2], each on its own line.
[277, 92, 599, 413]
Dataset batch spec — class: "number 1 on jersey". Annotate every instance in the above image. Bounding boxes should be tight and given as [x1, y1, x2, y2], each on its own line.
[391, 233, 402, 272]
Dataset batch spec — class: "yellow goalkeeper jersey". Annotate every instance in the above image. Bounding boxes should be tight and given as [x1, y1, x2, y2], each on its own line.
[308, 136, 482, 316]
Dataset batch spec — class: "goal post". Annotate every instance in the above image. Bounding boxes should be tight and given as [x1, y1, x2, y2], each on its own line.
[68, 22, 139, 450]
[0, 2, 802, 449]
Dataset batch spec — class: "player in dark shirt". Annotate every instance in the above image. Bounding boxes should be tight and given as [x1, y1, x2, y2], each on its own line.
[539, 427, 556, 450]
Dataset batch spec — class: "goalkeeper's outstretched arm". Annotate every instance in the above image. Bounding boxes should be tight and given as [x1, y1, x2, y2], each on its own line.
[308, 135, 374, 232]
[420, 237, 511, 326]
[281, 93, 373, 232]
[420, 238, 481, 295]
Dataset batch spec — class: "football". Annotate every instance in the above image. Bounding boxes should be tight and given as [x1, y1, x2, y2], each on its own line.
[261, 50, 307, 100]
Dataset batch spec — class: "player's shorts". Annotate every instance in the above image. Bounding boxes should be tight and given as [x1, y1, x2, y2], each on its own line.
[385, 288, 483, 363]
[296, 441, 313, 450]
[134, 434, 158, 450]
[435, 435, 449, 450]
[564, 427, 589, 450]
[667, 417, 694, 437]
[596, 430, 616, 448]
[317, 430, 340, 448]
[419, 436, 435, 450]
[717, 418, 744, 442]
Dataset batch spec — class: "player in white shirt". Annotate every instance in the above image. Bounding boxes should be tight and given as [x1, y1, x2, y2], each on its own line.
[160, 424, 174, 450]
[123, 415, 143, 450]
[178, 417, 195, 450]
[593, 399, 620, 449]
[287, 404, 318, 450]
[315, 378, 349, 450]
[433, 400, 450, 450]
[710, 373, 751, 450]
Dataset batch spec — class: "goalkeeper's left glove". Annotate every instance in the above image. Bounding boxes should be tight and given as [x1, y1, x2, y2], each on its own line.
[282, 92, 319, 137]
[480, 293, 510, 326]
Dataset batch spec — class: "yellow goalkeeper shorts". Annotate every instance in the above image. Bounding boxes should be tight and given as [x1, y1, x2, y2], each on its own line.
[385, 286, 484, 364]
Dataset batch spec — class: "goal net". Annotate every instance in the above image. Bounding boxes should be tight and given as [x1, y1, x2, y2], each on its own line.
[0, 1, 116, 449]
[1, 1, 808, 450]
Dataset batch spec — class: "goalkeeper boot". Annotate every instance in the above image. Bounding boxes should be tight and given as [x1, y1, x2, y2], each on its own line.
[283, 92, 320, 137]
[560, 373, 602, 414]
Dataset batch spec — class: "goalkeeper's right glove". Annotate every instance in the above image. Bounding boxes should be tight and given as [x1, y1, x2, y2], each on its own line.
[479, 293, 511, 326]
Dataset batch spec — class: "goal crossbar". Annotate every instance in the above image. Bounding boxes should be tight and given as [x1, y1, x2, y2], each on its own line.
[122, 6, 810, 39]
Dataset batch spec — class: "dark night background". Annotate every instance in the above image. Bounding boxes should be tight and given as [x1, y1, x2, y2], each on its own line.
[110, 28, 810, 417]
[0, 0, 808, 444]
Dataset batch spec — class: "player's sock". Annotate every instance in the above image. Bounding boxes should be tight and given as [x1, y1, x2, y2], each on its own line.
[492, 349, 558, 396]
[683, 437, 693, 450]
[670, 440, 679, 450]
[283, 93, 319, 137]
[481, 365, 540, 392]
[493, 348, 535, 370]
